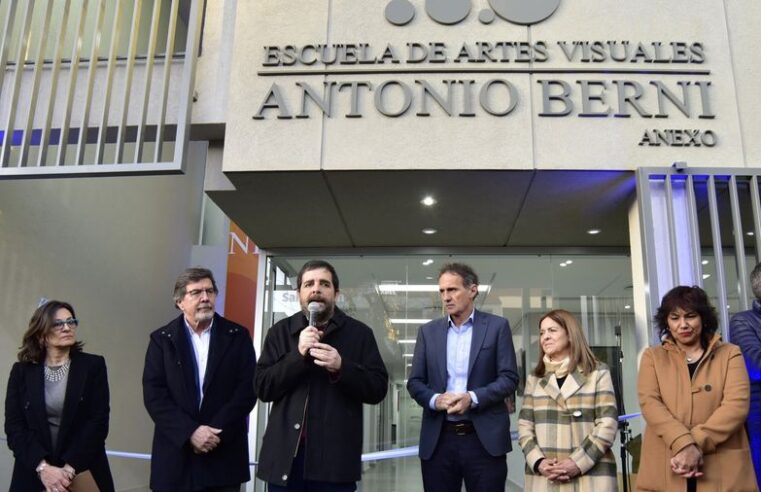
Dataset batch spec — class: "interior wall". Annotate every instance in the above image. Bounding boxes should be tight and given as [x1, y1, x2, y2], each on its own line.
[0, 142, 209, 491]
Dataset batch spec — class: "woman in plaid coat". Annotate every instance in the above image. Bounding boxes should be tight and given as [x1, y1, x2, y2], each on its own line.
[519, 309, 619, 491]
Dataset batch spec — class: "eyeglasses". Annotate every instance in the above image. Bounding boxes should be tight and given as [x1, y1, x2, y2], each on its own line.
[186, 288, 216, 299]
[52, 318, 79, 330]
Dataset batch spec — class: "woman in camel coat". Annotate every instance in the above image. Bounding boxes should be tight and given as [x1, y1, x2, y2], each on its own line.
[637, 286, 756, 491]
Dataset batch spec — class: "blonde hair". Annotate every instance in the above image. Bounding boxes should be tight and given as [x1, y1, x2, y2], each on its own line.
[532, 309, 598, 377]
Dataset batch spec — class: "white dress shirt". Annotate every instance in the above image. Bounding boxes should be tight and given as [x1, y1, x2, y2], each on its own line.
[185, 318, 213, 406]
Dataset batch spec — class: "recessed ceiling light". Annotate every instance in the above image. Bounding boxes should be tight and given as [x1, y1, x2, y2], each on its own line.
[747, 231, 755, 237]
[565, 260, 573, 265]
[421, 196, 436, 207]
[397, 339, 417, 344]
[559, 263, 567, 267]
[403, 354, 414, 358]
[422, 228, 437, 235]
[703, 273, 711, 279]
[425, 276, 434, 280]
[701, 260, 709, 265]
[587, 229, 601, 235]
[624, 305, 631, 310]
[422, 259, 434, 266]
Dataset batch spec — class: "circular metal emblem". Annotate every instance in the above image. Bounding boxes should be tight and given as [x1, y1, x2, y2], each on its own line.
[488, 0, 561, 25]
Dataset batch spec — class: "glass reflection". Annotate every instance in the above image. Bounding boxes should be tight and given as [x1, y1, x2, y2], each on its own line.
[258, 254, 634, 491]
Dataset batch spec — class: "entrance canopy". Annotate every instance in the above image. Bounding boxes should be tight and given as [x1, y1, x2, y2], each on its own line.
[208, 169, 634, 250]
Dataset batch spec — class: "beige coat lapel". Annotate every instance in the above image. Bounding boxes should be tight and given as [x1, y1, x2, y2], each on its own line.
[539, 374, 565, 408]
[560, 370, 587, 400]
[539, 370, 588, 409]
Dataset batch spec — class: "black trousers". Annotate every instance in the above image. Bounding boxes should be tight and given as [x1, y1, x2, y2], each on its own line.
[420, 424, 507, 492]
[267, 445, 356, 492]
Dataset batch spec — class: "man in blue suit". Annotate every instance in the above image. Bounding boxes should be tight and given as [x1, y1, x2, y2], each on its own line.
[730, 262, 761, 490]
[408, 262, 519, 492]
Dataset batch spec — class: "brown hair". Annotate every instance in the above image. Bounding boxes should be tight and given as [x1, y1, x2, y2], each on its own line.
[296, 260, 340, 291]
[532, 309, 598, 377]
[18, 300, 84, 363]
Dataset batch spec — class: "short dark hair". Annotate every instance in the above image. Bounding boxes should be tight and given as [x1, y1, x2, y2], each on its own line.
[655, 285, 719, 347]
[173, 267, 218, 308]
[18, 300, 84, 363]
[296, 260, 339, 291]
[751, 262, 761, 300]
[439, 263, 479, 290]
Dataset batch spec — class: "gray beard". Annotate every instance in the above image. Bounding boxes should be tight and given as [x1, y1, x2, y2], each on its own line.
[195, 311, 214, 323]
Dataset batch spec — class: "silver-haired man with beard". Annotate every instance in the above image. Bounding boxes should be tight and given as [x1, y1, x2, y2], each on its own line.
[143, 267, 257, 492]
[255, 260, 388, 492]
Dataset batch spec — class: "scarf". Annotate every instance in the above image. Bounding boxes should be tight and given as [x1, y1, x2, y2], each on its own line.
[543, 354, 571, 378]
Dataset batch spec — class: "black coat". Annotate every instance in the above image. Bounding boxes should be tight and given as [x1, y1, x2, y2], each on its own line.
[142, 314, 257, 491]
[4, 351, 115, 492]
[255, 308, 388, 486]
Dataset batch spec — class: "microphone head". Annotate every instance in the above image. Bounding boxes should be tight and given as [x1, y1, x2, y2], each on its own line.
[614, 325, 622, 337]
[307, 301, 323, 327]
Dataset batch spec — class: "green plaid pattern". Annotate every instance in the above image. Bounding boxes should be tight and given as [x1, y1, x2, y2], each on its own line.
[519, 365, 619, 491]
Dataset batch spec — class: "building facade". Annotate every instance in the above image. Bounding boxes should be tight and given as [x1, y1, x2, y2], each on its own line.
[1, 1, 760, 490]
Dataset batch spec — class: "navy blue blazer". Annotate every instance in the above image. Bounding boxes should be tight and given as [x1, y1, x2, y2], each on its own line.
[142, 313, 257, 491]
[407, 309, 519, 459]
[4, 351, 115, 491]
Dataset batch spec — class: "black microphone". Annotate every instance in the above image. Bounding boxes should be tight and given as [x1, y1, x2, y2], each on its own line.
[614, 325, 621, 337]
[308, 301, 321, 327]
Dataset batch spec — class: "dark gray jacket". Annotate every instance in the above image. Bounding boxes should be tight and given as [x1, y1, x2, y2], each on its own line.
[255, 308, 388, 486]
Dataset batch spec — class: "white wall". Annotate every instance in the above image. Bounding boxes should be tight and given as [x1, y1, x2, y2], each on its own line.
[0, 142, 209, 491]
[224, 0, 756, 172]
[725, 0, 761, 165]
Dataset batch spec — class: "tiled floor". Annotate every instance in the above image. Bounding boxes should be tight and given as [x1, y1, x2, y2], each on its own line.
[358, 456, 522, 492]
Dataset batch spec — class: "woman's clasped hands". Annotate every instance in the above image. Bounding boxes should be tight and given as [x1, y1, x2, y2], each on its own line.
[538, 457, 582, 484]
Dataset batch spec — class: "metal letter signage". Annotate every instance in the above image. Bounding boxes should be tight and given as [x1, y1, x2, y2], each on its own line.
[250, 1, 720, 149]
[385, 0, 562, 26]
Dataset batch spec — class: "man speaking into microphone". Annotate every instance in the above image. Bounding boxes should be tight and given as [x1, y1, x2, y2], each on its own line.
[255, 260, 388, 492]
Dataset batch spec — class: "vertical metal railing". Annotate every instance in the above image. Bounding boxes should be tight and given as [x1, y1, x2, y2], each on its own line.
[685, 175, 703, 288]
[155, 0, 180, 163]
[0, 0, 34, 167]
[114, 0, 142, 163]
[71, 0, 106, 166]
[638, 168, 761, 343]
[752, 177, 761, 264]
[0, 0, 202, 177]
[18, 1, 54, 165]
[94, 0, 123, 165]
[37, 0, 74, 167]
[664, 176, 680, 282]
[729, 176, 749, 312]
[134, 0, 162, 163]
[706, 175, 729, 339]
